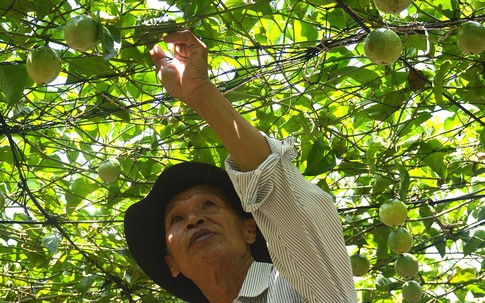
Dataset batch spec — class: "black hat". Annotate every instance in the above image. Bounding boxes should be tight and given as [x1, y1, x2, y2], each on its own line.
[123, 162, 271, 302]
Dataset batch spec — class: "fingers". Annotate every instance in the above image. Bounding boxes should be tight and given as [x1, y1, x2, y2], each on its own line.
[149, 44, 168, 71]
[150, 30, 205, 69]
[161, 63, 180, 84]
[150, 44, 183, 88]
[162, 30, 205, 47]
[163, 30, 207, 60]
[149, 30, 207, 97]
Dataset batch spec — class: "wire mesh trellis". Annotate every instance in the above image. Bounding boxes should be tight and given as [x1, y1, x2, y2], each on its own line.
[0, 0, 484, 302]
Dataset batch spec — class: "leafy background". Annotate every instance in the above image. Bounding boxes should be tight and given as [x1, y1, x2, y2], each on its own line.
[0, 0, 484, 302]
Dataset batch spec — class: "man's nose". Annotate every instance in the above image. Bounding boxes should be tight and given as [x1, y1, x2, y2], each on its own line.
[185, 213, 205, 230]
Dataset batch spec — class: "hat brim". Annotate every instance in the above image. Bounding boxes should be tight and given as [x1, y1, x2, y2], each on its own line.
[123, 162, 271, 302]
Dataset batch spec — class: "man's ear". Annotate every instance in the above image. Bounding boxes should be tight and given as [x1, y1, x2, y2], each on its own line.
[165, 254, 181, 278]
[243, 217, 257, 245]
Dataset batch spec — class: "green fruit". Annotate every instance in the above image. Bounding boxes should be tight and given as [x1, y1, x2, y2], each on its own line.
[364, 28, 403, 65]
[374, 0, 412, 14]
[26, 46, 62, 84]
[388, 227, 413, 254]
[402, 280, 422, 303]
[65, 179, 86, 210]
[456, 21, 485, 55]
[350, 254, 370, 276]
[64, 14, 99, 51]
[395, 253, 419, 278]
[98, 158, 121, 183]
[379, 200, 408, 227]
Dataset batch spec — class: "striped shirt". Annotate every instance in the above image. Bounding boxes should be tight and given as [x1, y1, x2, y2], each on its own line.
[235, 261, 304, 302]
[226, 136, 357, 303]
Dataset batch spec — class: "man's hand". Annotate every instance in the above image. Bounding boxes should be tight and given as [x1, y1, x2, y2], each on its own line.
[150, 30, 270, 171]
[150, 30, 211, 104]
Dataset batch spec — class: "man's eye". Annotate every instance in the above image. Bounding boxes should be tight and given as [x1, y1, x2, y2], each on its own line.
[170, 215, 184, 225]
[203, 200, 215, 208]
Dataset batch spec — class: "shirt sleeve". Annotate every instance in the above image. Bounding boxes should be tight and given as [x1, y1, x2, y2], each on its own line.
[225, 135, 357, 303]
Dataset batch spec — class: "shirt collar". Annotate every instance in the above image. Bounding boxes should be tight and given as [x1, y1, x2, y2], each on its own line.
[237, 261, 273, 298]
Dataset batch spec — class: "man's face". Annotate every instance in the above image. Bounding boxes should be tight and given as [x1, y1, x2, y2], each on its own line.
[163, 185, 256, 278]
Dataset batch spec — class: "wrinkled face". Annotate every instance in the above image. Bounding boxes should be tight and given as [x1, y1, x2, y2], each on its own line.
[163, 185, 256, 278]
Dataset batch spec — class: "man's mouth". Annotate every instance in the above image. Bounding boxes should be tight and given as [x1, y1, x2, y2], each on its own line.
[189, 229, 214, 246]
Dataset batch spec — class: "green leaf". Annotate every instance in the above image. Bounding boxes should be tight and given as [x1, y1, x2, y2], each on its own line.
[34, 0, 64, 19]
[365, 138, 385, 173]
[330, 66, 381, 88]
[366, 104, 391, 121]
[0, 64, 29, 106]
[383, 91, 406, 114]
[65, 178, 96, 215]
[463, 230, 485, 257]
[42, 233, 62, 254]
[375, 276, 401, 291]
[372, 226, 391, 259]
[338, 160, 369, 176]
[101, 25, 120, 60]
[435, 239, 447, 258]
[403, 34, 429, 51]
[0, 189, 5, 211]
[372, 174, 392, 194]
[66, 57, 114, 83]
[304, 139, 336, 176]
[120, 42, 146, 63]
[418, 139, 451, 179]
[295, 20, 319, 41]
[450, 266, 477, 283]
[398, 112, 433, 136]
[459, 78, 485, 103]
[77, 274, 97, 294]
[419, 204, 434, 230]
[397, 164, 410, 200]
[95, 94, 131, 122]
[0, 0, 35, 15]
[454, 288, 469, 302]
[480, 128, 485, 145]
[472, 0, 485, 9]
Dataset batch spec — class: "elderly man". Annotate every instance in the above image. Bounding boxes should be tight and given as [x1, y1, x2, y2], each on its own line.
[124, 30, 357, 303]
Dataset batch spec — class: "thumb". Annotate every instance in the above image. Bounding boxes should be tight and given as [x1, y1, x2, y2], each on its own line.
[161, 63, 182, 96]
[150, 44, 167, 71]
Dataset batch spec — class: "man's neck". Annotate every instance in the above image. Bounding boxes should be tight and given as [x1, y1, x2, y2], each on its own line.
[191, 255, 254, 303]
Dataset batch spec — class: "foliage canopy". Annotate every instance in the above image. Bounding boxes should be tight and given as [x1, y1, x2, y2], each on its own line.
[0, 0, 484, 302]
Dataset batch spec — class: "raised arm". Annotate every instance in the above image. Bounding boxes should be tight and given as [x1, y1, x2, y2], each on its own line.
[150, 30, 270, 171]
[151, 30, 357, 302]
